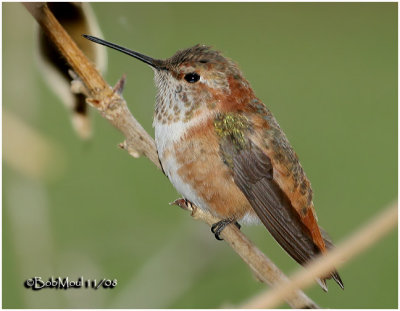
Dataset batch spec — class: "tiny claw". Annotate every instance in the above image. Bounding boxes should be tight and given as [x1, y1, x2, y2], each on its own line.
[211, 223, 217, 234]
[214, 232, 224, 241]
[211, 223, 223, 240]
[113, 74, 126, 95]
[211, 218, 236, 241]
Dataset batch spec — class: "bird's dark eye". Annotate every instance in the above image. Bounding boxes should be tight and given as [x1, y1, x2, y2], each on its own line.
[184, 72, 200, 83]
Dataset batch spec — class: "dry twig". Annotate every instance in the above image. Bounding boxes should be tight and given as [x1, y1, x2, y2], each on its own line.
[24, 2, 319, 308]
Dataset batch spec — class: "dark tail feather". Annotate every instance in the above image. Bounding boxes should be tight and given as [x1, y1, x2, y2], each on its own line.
[331, 270, 344, 289]
[317, 278, 328, 292]
[320, 226, 344, 290]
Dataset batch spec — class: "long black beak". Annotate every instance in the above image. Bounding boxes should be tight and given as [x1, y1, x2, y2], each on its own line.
[83, 34, 165, 70]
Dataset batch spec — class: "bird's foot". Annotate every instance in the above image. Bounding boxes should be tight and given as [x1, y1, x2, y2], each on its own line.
[211, 218, 240, 241]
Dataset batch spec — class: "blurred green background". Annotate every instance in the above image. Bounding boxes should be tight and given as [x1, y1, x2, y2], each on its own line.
[3, 2, 397, 308]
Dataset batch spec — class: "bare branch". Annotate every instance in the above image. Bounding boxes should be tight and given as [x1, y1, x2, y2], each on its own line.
[242, 201, 398, 309]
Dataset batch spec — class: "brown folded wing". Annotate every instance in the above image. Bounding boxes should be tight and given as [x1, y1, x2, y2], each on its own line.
[227, 140, 343, 289]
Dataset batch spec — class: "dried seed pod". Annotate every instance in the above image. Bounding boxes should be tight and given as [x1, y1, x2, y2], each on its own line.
[37, 3, 107, 139]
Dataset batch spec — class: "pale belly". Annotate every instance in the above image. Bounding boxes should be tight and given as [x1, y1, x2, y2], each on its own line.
[154, 120, 211, 211]
[154, 120, 260, 225]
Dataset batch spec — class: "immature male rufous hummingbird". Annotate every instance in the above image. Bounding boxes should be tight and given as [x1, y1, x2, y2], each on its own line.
[84, 35, 343, 291]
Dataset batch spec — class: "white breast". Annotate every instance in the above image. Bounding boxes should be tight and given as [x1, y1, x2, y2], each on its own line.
[154, 118, 210, 210]
[154, 119, 190, 160]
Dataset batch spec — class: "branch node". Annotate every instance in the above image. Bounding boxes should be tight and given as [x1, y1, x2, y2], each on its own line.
[170, 198, 199, 217]
[119, 140, 140, 158]
[86, 97, 101, 108]
[113, 74, 126, 95]
[170, 198, 189, 210]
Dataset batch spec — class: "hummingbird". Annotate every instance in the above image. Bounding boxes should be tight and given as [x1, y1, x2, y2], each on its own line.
[84, 35, 343, 291]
